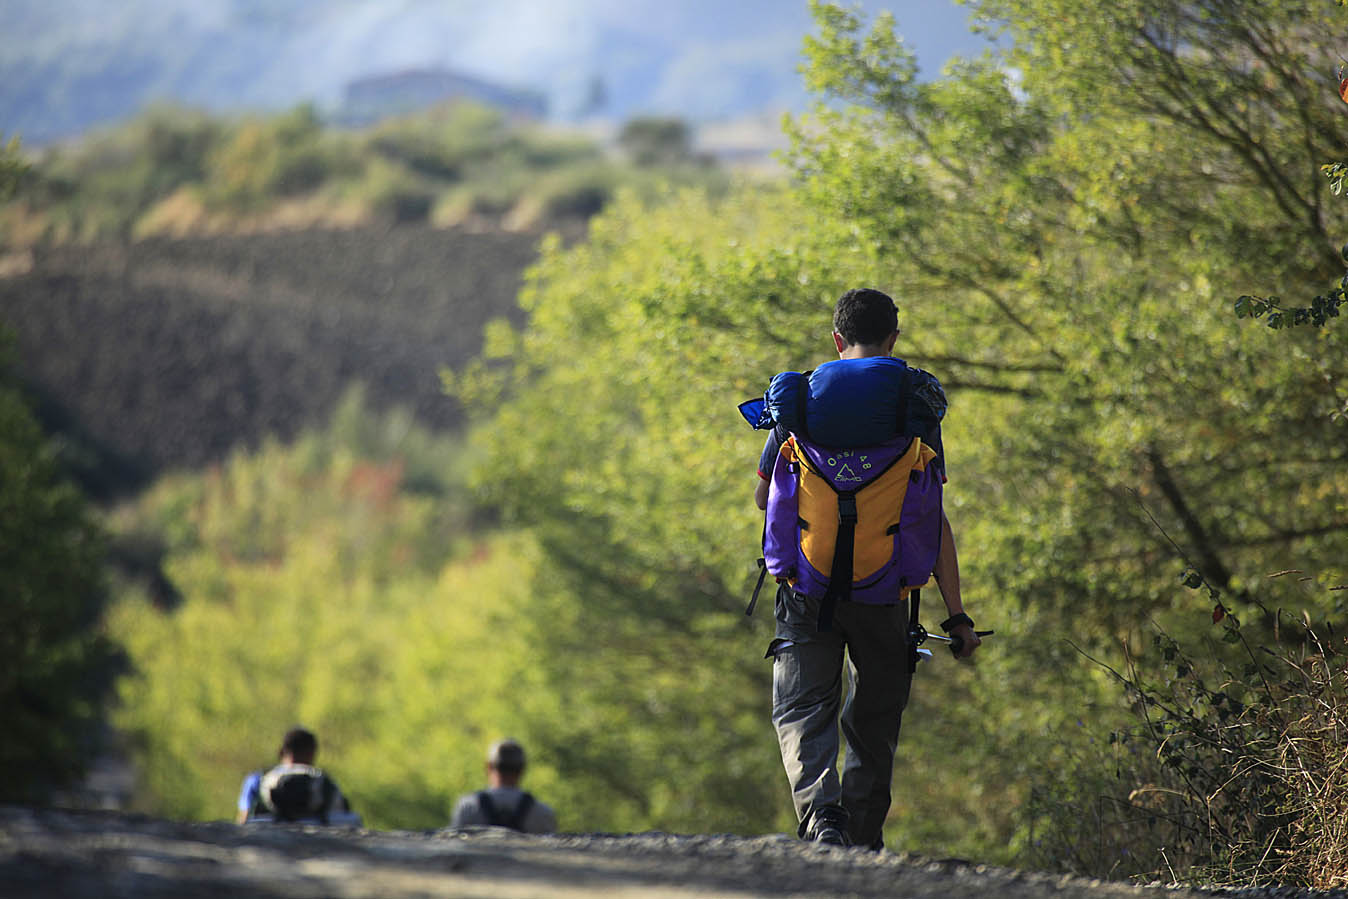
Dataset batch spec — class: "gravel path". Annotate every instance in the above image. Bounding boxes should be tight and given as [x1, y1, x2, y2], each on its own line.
[5, 806, 1321, 899]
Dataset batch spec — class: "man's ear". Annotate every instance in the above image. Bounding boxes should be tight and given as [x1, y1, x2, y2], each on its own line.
[832, 331, 847, 355]
[882, 330, 899, 355]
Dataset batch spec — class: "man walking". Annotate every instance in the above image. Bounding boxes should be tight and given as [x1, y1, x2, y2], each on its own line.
[753, 288, 981, 849]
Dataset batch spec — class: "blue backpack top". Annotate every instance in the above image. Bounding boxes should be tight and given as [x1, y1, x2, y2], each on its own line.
[739, 356, 947, 455]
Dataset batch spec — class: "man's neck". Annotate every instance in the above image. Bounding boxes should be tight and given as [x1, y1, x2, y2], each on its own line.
[838, 345, 889, 360]
[833, 329, 898, 359]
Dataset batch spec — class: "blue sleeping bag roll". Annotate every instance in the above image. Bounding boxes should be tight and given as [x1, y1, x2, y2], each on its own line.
[760, 357, 945, 450]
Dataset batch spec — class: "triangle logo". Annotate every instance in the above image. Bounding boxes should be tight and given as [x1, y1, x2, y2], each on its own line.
[834, 464, 863, 483]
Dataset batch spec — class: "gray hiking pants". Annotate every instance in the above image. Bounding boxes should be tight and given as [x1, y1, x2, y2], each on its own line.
[767, 584, 913, 848]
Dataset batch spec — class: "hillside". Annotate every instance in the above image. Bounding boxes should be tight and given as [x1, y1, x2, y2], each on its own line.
[0, 225, 538, 496]
[0, 806, 1220, 899]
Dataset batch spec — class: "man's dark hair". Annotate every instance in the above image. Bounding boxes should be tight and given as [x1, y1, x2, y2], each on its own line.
[833, 288, 898, 347]
[280, 727, 318, 762]
[488, 739, 527, 776]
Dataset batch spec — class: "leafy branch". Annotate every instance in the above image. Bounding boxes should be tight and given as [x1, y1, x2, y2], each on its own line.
[1232, 62, 1348, 331]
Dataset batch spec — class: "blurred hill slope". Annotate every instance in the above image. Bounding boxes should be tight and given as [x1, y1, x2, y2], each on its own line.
[0, 226, 536, 496]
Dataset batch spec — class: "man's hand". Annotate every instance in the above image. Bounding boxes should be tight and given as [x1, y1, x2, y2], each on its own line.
[948, 623, 981, 660]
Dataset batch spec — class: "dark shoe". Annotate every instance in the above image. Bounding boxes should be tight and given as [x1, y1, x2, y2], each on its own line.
[806, 808, 852, 847]
[810, 822, 850, 847]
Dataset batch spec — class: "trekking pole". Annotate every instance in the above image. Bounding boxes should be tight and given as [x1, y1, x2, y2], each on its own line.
[909, 620, 995, 662]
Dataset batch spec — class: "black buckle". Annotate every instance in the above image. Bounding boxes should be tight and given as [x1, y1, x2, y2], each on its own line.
[837, 495, 857, 525]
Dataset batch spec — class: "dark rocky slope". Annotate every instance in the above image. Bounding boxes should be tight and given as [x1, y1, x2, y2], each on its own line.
[0, 226, 539, 496]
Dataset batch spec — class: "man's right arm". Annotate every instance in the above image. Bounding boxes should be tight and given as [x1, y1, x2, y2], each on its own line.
[754, 427, 785, 510]
[933, 512, 979, 659]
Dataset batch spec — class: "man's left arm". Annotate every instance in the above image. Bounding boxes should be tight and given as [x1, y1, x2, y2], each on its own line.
[933, 511, 979, 659]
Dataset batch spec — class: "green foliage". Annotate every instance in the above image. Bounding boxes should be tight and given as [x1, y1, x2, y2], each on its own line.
[443, 0, 1348, 867]
[60, 0, 1348, 875]
[1, 101, 726, 243]
[203, 104, 351, 212]
[0, 332, 125, 801]
[1234, 289, 1344, 331]
[1028, 560, 1348, 888]
[0, 134, 26, 200]
[106, 390, 542, 826]
[617, 117, 697, 167]
[16, 105, 225, 241]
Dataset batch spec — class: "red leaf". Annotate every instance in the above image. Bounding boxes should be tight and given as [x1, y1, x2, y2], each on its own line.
[1340, 78, 1348, 104]
[1212, 604, 1227, 624]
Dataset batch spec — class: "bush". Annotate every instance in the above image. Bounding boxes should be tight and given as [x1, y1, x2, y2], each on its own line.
[1026, 568, 1348, 888]
[204, 105, 352, 211]
[0, 333, 126, 801]
[618, 117, 694, 167]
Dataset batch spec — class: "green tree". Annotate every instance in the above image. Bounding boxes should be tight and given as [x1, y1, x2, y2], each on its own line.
[106, 392, 564, 828]
[618, 117, 697, 167]
[0, 333, 125, 801]
[453, 0, 1348, 862]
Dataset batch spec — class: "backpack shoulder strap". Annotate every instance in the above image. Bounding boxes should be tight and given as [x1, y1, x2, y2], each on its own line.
[476, 790, 502, 826]
[507, 792, 536, 831]
[318, 773, 336, 825]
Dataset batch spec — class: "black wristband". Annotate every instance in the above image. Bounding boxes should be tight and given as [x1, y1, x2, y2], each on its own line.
[940, 613, 974, 633]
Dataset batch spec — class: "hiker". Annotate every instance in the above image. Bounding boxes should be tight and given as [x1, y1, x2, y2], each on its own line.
[749, 287, 981, 850]
[449, 738, 557, 833]
[236, 726, 361, 826]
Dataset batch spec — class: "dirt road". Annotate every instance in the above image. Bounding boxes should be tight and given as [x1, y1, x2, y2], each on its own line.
[0, 806, 1214, 899]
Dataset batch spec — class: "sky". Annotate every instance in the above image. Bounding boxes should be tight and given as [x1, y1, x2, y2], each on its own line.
[0, 1, 994, 142]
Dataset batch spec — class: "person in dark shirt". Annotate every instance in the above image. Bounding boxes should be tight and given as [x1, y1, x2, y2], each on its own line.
[450, 739, 557, 833]
[754, 288, 980, 850]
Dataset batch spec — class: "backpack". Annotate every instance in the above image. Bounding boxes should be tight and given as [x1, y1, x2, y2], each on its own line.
[759, 432, 943, 630]
[742, 364, 948, 630]
[476, 790, 536, 831]
[253, 764, 338, 824]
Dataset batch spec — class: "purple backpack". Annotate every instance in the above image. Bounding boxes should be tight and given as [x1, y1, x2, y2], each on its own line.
[757, 432, 944, 628]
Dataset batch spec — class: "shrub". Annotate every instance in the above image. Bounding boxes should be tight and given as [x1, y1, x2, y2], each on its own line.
[0, 333, 126, 801]
[618, 117, 694, 167]
[1025, 568, 1348, 888]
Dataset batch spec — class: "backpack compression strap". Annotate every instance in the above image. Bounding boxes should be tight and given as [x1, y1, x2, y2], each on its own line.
[818, 492, 858, 631]
[745, 558, 769, 617]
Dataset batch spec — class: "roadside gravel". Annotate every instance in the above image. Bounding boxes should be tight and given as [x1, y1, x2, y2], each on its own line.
[6, 806, 1345, 899]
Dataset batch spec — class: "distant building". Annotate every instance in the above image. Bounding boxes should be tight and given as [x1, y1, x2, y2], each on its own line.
[337, 68, 547, 125]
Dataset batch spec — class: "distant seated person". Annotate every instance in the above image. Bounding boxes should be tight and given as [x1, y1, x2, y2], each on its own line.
[450, 738, 557, 833]
[236, 726, 361, 826]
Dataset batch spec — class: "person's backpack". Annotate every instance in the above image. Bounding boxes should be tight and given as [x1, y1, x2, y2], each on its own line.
[254, 764, 337, 824]
[476, 790, 536, 831]
[742, 364, 948, 630]
[758, 432, 943, 630]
